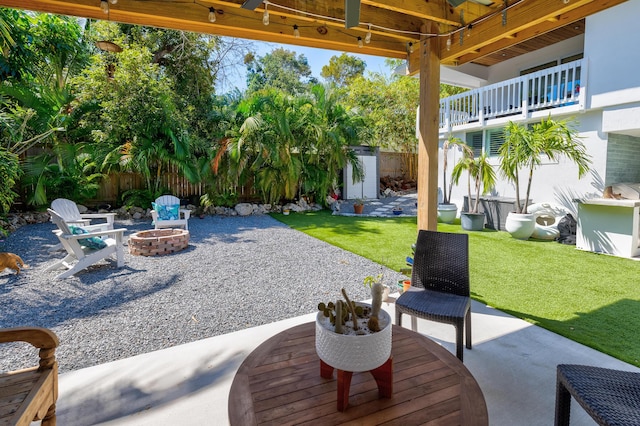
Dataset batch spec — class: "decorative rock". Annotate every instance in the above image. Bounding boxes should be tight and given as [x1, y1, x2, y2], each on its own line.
[132, 212, 143, 220]
[77, 204, 89, 214]
[235, 203, 253, 216]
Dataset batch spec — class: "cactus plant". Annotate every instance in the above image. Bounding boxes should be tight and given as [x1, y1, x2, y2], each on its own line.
[317, 286, 384, 335]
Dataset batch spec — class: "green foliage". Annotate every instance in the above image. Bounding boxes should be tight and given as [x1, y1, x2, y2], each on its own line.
[21, 144, 103, 206]
[0, 147, 20, 213]
[321, 53, 366, 87]
[452, 151, 496, 214]
[500, 117, 591, 213]
[245, 48, 318, 95]
[341, 72, 419, 153]
[120, 188, 160, 209]
[200, 192, 238, 208]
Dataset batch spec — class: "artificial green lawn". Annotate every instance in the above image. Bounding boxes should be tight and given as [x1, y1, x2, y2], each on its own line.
[273, 210, 640, 367]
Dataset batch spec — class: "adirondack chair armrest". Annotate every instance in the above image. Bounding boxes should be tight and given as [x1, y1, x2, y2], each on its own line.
[0, 327, 59, 349]
[0, 327, 59, 425]
[80, 213, 116, 220]
[179, 208, 191, 220]
[151, 209, 191, 221]
[80, 213, 115, 227]
[61, 227, 126, 240]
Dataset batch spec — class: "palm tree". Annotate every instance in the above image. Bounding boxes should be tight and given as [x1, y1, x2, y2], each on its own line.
[452, 151, 496, 214]
[499, 117, 591, 214]
[441, 135, 473, 205]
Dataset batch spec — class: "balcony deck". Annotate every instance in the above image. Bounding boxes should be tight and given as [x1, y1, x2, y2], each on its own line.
[55, 297, 638, 426]
[440, 59, 585, 134]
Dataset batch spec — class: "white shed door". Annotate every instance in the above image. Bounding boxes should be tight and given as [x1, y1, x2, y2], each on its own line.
[345, 155, 378, 200]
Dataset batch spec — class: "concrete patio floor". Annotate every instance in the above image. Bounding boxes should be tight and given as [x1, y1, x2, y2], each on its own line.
[55, 297, 639, 426]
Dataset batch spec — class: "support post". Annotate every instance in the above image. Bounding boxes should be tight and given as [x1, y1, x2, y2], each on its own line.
[417, 22, 441, 231]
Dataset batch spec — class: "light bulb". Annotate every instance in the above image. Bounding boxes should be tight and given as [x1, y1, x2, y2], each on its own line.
[365, 25, 371, 44]
[467, 24, 472, 37]
[262, 8, 269, 25]
[357, 36, 363, 48]
[446, 36, 452, 51]
[408, 42, 414, 53]
[109, 0, 117, 4]
[208, 7, 216, 23]
[293, 25, 300, 38]
[100, 0, 109, 14]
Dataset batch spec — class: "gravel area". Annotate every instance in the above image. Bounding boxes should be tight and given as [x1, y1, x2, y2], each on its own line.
[0, 214, 402, 374]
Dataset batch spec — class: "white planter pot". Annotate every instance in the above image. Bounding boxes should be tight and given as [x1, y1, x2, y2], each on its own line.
[315, 305, 392, 372]
[505, 212, 536, 240]
[437, 203, 458, 224]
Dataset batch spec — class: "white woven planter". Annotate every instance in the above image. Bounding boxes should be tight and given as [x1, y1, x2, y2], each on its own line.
[315, 305, 392, 372]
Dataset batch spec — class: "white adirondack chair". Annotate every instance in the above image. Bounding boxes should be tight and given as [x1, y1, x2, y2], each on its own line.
[150, 195, 190, 230]
[46, 208, 126, 279]
[51, 198, 115, 231]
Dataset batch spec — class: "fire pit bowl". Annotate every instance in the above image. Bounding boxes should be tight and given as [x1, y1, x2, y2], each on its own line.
[129, 229, 189, 256]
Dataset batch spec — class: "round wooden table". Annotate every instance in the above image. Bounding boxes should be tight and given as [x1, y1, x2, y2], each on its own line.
[229, 322, 488, 425]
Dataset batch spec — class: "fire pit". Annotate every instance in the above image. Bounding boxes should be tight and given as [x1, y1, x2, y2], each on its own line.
[129, 229, 189, 256]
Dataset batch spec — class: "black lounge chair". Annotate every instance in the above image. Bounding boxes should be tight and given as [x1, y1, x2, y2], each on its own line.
[555, 364, 640, 426]
[395, 230, 471, 361]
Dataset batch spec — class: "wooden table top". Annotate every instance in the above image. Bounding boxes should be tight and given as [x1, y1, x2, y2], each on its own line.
[228, 322, 488, 425]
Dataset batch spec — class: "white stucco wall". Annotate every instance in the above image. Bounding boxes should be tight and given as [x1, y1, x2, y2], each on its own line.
[584, 1, 640, 109]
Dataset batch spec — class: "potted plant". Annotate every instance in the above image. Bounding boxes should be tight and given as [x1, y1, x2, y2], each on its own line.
[353, 197, 365, 214]
[452, 151, 497, 231]
[499, 117, 591, 239]
[315, 285, 391, 374]
[439, 136, 473, 223]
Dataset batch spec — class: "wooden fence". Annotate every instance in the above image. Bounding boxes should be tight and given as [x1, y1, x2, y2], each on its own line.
[93, 153, 416, 205]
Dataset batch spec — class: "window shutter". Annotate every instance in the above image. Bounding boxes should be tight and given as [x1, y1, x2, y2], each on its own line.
[488, 129, 505, 157]
[466, 132, 483, 157]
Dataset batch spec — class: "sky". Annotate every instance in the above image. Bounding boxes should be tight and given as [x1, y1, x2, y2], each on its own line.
[222, 39, 395, 92]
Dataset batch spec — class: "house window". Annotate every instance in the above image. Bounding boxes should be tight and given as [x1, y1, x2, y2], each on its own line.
[487, 128, 505, 157]
[466, 132, 483, 157]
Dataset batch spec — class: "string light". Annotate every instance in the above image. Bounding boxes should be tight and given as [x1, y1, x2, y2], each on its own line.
[100, 0, 109, 14]
[252, 0, 526, 46]
[262, 5, 269, 25]
[293, 24, 300, 38]
[208, 7, 216, 23]
[357, 36, 363, 48]
[446, 35, 452, 51]
[408, 42, 414, 53]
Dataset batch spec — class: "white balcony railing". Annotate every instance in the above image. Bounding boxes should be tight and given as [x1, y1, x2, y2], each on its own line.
[439, 59, 586, 131]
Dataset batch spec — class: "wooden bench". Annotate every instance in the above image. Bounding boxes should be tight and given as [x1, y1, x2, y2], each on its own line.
[0, 327, 59, 426]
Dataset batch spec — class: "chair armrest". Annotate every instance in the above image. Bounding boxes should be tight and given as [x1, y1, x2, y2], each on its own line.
[180, 209, 191, 220]
[80, 223, 112, 233]
[81, 213, 115, 227]
[0, 327, 59, 349]
[80, 213, 116, 218]
[65, 219, 92, 227]
[61, 228, 127, 240]
[151, 210, 158, 221]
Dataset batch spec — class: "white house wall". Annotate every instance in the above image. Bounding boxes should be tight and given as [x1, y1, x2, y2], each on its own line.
[584, 1, 640, 110]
